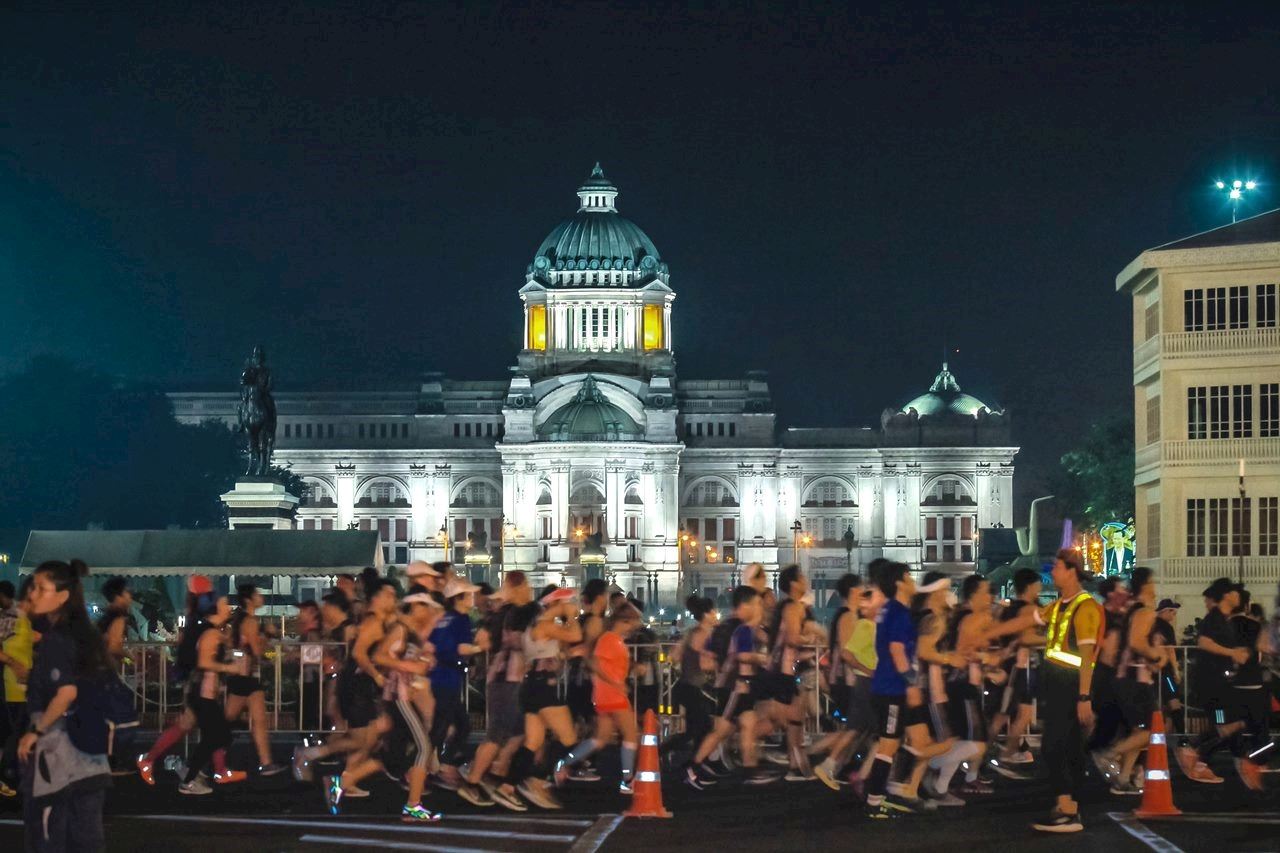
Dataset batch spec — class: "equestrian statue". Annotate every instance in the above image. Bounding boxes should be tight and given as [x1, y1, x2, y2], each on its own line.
[237, 344, 278, 477]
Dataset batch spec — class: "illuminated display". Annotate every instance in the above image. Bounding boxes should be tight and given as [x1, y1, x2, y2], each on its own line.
[1100, 520, 1135, 577]
[642, 303, 663, 350]
[527, 304, 547, 351]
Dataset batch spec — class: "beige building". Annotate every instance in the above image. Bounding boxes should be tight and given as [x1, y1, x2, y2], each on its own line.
[1117, 209, 1280, 606]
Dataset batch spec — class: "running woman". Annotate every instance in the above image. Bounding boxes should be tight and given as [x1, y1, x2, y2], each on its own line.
[375, 588, 446, 823]
[1228, 590, 1267, 790]
[503, 587, 584, 810]
[428, 577, 485, 790]
[988, 568, 1043, 765]
[812, 573, 864, 791]
[662, 595, 718, 765]
[1104, 567, 1170, 795]
[97, 576, 137, 775]
[225, 584, 285, 775]
[178, 593, 241, 795]
[556, 603, 644, 792]
[913, 572, 970, 807]
[762, 565, 818, 780]
[1177, 577, 1249, 784]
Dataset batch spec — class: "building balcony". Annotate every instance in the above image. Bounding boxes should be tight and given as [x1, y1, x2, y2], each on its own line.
[1134, 326, 1280, 377]
[1136, 436, 1280, 471]
[1158, 557, 1278, 586]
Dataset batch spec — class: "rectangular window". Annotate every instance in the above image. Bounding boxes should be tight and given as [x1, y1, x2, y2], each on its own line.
[1146, 395, 1160, 444]
[943, 544, 956, 561]
[1186, 498, 1205, 557]
[1206, 287, 1227, 330]
[1260, 497, 1278, 557]
[1208, 385, 1231, 439]
[305, 423, 312, 438]
[686, 423, 693, 437]
[358, 424, 366, 439]
[284, 424, 292, 438]
[723, 517, 735, 540]
[394, 546, 408, 565]
[453, 423, 460, 437]
[717, 423, 725, 436]
[1258, 284, 1277, 328]
[926, 545, 938, 562]
[1147, 504, 1160, 558]
[1187, 387, 1207, 439]
[926, 517, 938, 539]
[465, 423, 471, 437]
[380, 423, 388, 439]
[729, 423, 737, 437]
[321, 519, 333, 531]
[1261, 383, 1279, 437]
[377, 518, 390, 540]
[1232, 385, 1253, 438]
[685, 519, 699, 541]
[1232, 497, 1251, 556]
[696, 423, 703, 436]
[359, 519, 371, 532]
[961, 516, 973, 539]
[942, 517, 956, 540]
[625, 516, 638, 539]
[486, 423, 493, 437]
[1207, 498, 1229, 556]
[1184, 289, 1204, 332]
[1228, 285, 1249, 329]
[395, 518, 408, 542]
[642, 303, 664, 350]
[1144, 300, 1159, 340]
[328, 424, 335, 438]
[706, 518, 720, 542]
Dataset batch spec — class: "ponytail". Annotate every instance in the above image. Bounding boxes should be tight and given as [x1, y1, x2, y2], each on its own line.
[34, 558, 110, 675]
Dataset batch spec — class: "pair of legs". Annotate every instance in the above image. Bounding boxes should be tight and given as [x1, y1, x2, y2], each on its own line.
[184, 697, 232, 784]
[391, 698, 432, 810]
[429, 683, 467, 777]
[558, 706, 638, 784]
[225, 684, 273, 768]
[505, 703, 578, 792]
[1040, 666, 1087, 820]
[466, 681, 522, 791]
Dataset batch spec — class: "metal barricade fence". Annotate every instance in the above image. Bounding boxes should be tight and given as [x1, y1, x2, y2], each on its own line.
[122, 641, 1274, 744]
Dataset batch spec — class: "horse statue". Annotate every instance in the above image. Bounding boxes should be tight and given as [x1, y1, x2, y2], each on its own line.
[237, 344, 277, 477]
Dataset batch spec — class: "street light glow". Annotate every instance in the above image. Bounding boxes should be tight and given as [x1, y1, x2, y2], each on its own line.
[1233, 179, 1243, 189]
[1217, 177, 1260, 222]
[1216, 181, 1226, 189]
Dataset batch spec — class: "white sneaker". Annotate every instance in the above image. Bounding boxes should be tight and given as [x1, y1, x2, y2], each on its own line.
[179, 778, 213, 796]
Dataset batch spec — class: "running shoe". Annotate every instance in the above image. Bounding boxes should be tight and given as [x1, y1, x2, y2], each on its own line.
[1236, 758, 1264, 792]
[683, 765, 707, 790]
[213, 769, 248, 785]
[1186, 762, 1224, 783]
[401, 803, 443, 823]
[958, 779, 993, 795]
[1110, 781, 1142, 796]
[703, 759, 733, 778]
[570, 765, 602, 782]
[761, 749, 790, 767]
[136, 754, 156, 786]
[784, 768, 816, 782]
[1175, 746, 1199, 779]
[618, 779, 634, 796]
[882, 795, 918, 814]
[257, 763, 287, 777]
[692, 762, 719, 785]
[456, 782, 495, 807]
[931, 792, 966, 807]
[813, 762, 840, 792]
[987, 758, 1029, 780]
[341, 785, 372, 798]
[0, 781, 16, 798]
[1032, 808, 1083, 833]
[324, 775, 343, 815]
[292, 746, 315, 782]
[866, 802, 903, 819]
[743, 769, 781, 785]
[517, 779, 562, 810]
[1001, 750, 1035, 765]
[1089, 751, 1121, 782]
[178, 777, 213, 796]
[553, 760, 571, 788]
[481, 781, 528, 812]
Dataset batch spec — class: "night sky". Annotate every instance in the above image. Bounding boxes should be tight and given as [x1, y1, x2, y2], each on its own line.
[3, 3, 1279, 509]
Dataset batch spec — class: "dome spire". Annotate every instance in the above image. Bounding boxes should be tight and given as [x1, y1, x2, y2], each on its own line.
[929, 361, 961, 393]
[577, 163, 619, 213]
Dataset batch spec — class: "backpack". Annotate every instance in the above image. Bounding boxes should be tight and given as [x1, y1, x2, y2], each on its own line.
[706, 617, 744, 667]
[67, 671, 140, 758]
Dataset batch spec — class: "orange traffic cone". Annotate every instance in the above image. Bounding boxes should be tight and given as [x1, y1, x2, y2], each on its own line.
[624, 709, 673, 819]
[1135, 710, 1181, 817]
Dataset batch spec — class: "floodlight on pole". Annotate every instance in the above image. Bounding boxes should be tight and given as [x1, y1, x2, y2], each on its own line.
[1216, 178, 1259, 223]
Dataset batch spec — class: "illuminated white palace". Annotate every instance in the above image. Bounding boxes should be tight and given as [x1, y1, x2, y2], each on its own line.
[172, 166, 1018, 608]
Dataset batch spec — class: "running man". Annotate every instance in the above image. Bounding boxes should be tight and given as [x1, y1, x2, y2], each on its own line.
[989, 568, 1044, 766]
[1104, 567, 1170, 795]
[225, 584, 285, 776]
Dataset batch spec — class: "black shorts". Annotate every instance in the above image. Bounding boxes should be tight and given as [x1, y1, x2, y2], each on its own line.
[485, 681, 523, 742]
[873, 693, 908, 739]
[1115, 678, 1157, 729]
[227, 675, 263, 697]
[718, 682, 754, 724]
[945, 680, 987, 741]
[845, 678, 876, 732]
[926, 702, 953, 741]
[567, 676, 595, 722]
[1000, 666, 1037, 712]
[757, 670, 800, 705]
[520, 673, 562, 714]
[340, 672, 382, 729]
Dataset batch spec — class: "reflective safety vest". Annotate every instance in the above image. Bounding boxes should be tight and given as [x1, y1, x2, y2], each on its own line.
[1044, 592, 1096, 670]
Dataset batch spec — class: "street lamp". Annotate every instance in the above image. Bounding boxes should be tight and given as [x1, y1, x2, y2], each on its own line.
[790, 519, 802, 566]
[1216, 178, 1259, 223]
[842, 526, 856, 573]
[436, 523, 449, 562]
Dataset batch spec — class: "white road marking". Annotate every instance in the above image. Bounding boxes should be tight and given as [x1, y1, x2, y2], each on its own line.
[124, 814, 578, 842]
[1145, 816, 1280, 826]
[568, 814, 624, 853]
[1108, 812, 1187, 853]
[0, 819, 23, 826]
[298, 834, 506, 853]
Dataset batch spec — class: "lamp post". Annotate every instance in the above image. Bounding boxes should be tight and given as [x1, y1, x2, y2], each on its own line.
[1216, 179, 1258, 223]
[843, 526, 856, 574]
[1238, 458, 1246, 586]
[436, 521, 450, 563]
[500, 517, 517, 587]
[790, 519, 802, 567]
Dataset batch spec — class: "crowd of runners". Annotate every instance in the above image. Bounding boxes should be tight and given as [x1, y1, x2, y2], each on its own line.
[1, 552, 1276, 837]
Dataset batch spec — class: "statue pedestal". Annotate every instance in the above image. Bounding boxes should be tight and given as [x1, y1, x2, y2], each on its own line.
[221, 479, 299, 530]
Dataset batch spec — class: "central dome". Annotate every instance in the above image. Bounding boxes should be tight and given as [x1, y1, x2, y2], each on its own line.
[530, 164, 664, 276]
[537, 376, 644, 442]
[901, 363, 998, 418]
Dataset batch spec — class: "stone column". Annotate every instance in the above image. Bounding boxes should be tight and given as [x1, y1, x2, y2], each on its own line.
[409, 464, 429, 542]
[335, 463, 356, 530]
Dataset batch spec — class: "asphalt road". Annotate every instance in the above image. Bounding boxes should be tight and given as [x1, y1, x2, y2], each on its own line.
[2, 746, 1278, 852]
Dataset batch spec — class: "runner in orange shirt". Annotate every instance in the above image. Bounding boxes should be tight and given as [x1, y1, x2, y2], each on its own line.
[554, 603, 643, 794]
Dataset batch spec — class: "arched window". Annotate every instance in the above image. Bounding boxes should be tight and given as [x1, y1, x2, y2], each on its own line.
[299, 478, 335, 507]
[452, 480, 500, 508]
[357, 480, 408, 507]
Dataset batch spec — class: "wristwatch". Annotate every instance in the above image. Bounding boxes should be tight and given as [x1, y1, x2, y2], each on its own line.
[1077, 694, 1091, 702]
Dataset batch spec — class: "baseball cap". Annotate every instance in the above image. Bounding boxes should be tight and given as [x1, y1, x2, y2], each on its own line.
[918, 571, 950, 594]
[405, 560, 443, 579]
[541, 586, 579, 605]
[443, 577, 480, 599]
[187, 574, 214, 595]
[1156, 598, 1181, 611]
[1202, 577, 1243, 601]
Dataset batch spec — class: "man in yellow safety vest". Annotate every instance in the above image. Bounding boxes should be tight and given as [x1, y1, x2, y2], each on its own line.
[1031, 548, 1103, 834]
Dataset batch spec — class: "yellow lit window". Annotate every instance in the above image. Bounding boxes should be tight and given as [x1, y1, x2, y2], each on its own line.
[528, 304, 547, 351]
[642, 304, 664, 350]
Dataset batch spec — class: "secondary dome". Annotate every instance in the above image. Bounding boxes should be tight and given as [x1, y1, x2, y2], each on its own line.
[537, 376, 644, 442]
[530, 164, 664, 276]
[901, 363, 997, 418]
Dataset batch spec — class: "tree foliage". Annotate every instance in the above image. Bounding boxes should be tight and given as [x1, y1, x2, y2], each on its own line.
[0, 357, 254, 558]
[1050, 412, 1135, 529]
